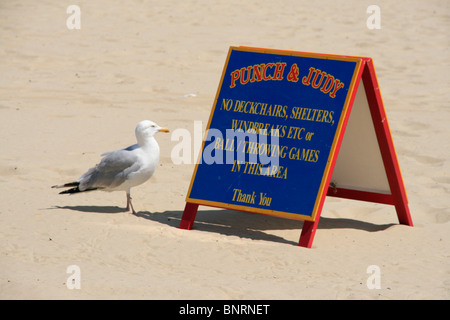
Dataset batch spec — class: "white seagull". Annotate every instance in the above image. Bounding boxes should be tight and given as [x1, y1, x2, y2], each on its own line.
[52, 120, 169, 214]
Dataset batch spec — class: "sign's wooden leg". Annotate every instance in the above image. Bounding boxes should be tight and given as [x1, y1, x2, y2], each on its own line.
[298, 219, 319, 248]
[362, 60, 413, 227]
[179, 202, 199, 230]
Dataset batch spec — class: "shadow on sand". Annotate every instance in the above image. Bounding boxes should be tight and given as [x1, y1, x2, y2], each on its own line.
[139, 209, 395, 245]
[52, 205, 395, 245]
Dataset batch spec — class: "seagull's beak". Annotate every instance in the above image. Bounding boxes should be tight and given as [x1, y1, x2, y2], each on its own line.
[158, 127, 170, 133]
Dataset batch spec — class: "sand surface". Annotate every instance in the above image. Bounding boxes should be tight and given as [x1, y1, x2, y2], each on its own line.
[0, 0, 449, 299]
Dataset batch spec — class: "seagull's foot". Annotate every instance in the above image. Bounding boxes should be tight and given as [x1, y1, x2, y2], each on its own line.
[126, 203, 137, 214]
[125, 191, 137, 214]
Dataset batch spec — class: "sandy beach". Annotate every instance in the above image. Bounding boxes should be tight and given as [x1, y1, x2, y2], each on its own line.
[0, 0, 449, 299]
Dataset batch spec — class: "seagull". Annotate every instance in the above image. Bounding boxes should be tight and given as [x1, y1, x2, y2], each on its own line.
[52, 120, 169, 214]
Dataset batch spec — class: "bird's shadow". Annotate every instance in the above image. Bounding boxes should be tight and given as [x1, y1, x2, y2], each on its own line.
[51, 205, 127, 214]
[51, 205, 395, 245]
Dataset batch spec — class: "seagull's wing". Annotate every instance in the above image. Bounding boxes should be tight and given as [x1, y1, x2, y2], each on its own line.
[78, 146, 141, 191]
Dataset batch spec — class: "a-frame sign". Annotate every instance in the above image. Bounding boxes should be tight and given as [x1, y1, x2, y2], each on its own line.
[179, 46, 413, 248]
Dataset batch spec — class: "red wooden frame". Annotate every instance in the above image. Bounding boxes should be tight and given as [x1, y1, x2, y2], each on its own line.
[179, 53, 413, 248]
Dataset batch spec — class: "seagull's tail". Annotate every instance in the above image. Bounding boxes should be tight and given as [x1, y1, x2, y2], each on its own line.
[52, 182, 98, 194]
[52, 182, 79, 189]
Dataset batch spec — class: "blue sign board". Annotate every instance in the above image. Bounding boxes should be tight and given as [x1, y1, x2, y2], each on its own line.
[186, 47, 362, 221]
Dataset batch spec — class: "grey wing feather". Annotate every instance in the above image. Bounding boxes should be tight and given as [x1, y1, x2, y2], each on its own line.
[78, 148, 141, 190]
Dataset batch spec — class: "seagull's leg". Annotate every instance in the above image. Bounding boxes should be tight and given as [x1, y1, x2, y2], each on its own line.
[126, 190, 136, 214]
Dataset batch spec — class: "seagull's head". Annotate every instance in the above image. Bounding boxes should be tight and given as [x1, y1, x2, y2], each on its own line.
[135, 120, 169, 143]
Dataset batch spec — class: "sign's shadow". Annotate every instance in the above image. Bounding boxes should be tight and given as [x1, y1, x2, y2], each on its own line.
[136, 209, 395, 246]
[51, 206, 394, 245]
